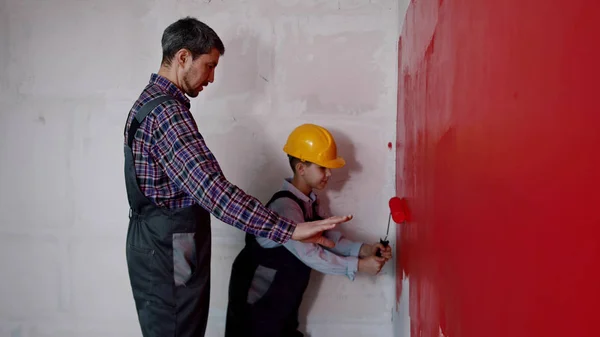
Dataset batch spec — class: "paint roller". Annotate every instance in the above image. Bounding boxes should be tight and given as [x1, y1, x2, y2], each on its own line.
[375, 196, 407, 257]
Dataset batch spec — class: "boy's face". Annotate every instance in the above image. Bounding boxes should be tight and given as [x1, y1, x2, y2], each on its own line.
[299, 163, 332, 190]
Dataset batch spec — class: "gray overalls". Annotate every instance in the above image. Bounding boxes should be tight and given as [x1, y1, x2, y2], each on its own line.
[124, 96, 212, 337]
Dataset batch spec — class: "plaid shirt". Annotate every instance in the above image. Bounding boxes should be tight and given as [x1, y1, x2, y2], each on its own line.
[123, 73, 295, 243]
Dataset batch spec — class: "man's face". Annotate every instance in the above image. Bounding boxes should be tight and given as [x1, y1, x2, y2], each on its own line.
[179, 48, 220, 97]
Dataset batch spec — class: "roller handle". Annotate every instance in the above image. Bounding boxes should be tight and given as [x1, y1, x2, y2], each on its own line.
[375, 239, 389, 257]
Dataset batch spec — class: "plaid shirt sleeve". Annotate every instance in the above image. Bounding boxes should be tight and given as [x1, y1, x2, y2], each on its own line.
[150, 104, 296, 243]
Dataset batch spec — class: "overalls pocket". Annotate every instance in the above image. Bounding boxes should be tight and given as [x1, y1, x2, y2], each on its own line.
[172, 232, 197, 286]
[126, 243, 156, 305]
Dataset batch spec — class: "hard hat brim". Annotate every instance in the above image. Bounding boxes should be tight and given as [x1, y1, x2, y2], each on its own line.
[320, 157, 346, 169]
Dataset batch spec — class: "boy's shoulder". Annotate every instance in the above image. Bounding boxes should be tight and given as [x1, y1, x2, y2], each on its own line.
[266, 190, 306, 220]
[267, 189, 299, 202]
[267, 191, 304, 209]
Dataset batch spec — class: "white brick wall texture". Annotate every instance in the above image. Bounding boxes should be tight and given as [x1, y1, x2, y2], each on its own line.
[0, 0, 406, 336]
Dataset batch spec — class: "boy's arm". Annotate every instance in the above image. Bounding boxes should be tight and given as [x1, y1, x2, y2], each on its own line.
[322, 233, 393, 259]
[283, 239, 359, 280]
[269, 198, 359, 280]
[322, 230, 363, 257]
[317, 204, 362, 256]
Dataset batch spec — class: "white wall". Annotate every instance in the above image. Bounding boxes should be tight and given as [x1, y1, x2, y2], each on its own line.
[0, 1, 400, 336]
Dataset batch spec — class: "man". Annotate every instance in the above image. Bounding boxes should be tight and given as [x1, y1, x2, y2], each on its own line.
[123, 17, 352, 337]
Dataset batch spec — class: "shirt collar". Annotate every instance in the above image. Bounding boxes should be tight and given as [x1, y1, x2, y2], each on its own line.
[149, 73, 191, 109]
[282, 178, 317, 203]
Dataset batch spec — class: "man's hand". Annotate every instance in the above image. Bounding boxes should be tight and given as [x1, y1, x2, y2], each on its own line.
[292, 215, 353, 248]
[359, 242, 393, 260]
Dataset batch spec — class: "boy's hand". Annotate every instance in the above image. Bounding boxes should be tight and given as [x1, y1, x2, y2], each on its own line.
[358, 255, 386, 275]
[359, 243, 393, 260]
[292, 215, 353, 248]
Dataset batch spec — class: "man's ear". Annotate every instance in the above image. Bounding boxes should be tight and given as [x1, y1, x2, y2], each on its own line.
[174, 49, 191, 67]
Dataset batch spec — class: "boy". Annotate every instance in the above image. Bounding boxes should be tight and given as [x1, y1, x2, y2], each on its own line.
[225, 123, 393, 337]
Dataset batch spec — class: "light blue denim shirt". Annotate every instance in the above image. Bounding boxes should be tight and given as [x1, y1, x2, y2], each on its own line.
[256, 178, 363, 280]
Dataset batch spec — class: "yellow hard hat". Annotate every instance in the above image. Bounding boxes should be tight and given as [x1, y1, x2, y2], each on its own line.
[283, 124, 346, 169]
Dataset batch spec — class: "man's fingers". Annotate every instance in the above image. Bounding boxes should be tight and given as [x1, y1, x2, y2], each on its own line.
[310, 217, 348, 234]
[306, 215, 353, 236]
[291, 215, 353, 241]
[323, 215, 353, 225]
[317, 222, 336, 232]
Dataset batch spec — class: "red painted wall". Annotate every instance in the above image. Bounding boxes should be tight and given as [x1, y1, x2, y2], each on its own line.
[396, 1, 600, 337]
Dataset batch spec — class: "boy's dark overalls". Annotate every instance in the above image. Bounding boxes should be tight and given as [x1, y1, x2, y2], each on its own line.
[225, 191, 322, 337]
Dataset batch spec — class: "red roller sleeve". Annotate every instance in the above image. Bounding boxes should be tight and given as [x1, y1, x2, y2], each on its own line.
[389, 196, 406, 223]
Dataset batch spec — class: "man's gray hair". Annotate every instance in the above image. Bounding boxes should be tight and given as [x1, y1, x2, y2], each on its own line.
[161, 17, 225, 66]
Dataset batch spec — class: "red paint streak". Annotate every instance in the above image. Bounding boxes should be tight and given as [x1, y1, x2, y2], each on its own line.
[398, 1, 600, 337]
[388, 142, 393, 149]
[395, 36, 404, 309]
